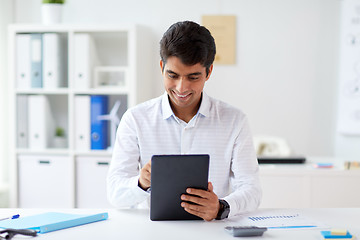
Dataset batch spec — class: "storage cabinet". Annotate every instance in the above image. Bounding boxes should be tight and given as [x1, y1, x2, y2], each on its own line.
[259, 165, 360, 208]
[8, 24, 152, 208]
[18, 155, 73, 208]
[76, 156, 112, 208]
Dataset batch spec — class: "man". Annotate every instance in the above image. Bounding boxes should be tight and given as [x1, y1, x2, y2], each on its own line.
[107, 21, 261, 221]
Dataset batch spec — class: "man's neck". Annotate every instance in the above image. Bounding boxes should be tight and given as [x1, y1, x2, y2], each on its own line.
[170, 95, 202, 123]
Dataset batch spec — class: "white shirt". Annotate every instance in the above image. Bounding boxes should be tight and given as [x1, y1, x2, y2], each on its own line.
[107, 92, 261, 217]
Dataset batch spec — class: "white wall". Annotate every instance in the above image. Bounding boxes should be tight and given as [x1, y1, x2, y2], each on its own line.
[9, 0, 358, 160]
[0, 0, 13, 207]
[0, 0, 13, 184]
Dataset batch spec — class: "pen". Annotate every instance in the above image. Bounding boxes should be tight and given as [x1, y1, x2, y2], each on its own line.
[0, 214, 20, 221]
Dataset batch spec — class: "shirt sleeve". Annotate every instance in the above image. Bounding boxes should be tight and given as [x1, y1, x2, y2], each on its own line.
[223, 116, 262, 217]
[107, 110, 149, 208]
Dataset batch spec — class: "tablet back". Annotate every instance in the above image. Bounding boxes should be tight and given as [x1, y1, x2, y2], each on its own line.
[150, 154, 209, 221]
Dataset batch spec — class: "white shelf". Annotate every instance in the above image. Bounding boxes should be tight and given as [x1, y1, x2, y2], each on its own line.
[72, 88, 130, 95]
[16, 148, 70, 155]
[8, 24, 152, 208]
[9, 24, 137, 33]
[74, 150, 113, 157]
[16, 89, 70, 95]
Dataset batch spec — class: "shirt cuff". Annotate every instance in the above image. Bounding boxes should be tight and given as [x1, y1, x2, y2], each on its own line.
[223, 196, 237, 218]
[131, 175, 150, 198]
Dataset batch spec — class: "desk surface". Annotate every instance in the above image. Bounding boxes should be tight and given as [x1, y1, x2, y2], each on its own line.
[0, 208, 359, 240]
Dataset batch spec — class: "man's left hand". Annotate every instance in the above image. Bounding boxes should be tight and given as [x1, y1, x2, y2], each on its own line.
[181, 182, 220, 221]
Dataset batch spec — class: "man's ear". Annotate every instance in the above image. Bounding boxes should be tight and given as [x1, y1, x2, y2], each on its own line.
[160, 60, 164, 73]
[206, 64, 213, 81]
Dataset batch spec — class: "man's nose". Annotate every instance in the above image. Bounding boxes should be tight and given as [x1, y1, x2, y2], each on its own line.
[176, 78, 188, 93]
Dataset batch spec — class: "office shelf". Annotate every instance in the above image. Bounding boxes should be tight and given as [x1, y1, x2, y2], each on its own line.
[8, 24, 152, 208]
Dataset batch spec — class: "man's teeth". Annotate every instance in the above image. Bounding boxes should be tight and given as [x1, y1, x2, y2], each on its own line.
[176, 93, 189, 98]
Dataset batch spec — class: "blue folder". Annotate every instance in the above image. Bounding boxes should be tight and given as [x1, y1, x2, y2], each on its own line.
[0, 212, 108, 233]
[30, 33, 43, 88]
[91, 95, 109, 150]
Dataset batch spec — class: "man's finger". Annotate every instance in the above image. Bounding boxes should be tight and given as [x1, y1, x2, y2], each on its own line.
[181, 202, 206, 214]
[186, 188, 211, 199]
[208, 182, 213, 192]
[183, 205, 213, 221]
[181, 194, 206, 206]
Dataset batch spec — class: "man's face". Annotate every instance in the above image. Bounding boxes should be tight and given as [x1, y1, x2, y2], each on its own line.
[160, 56, 213, 114]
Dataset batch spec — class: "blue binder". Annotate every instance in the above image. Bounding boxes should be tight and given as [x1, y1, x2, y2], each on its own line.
[0, 212, 108, 233]
[30, 34, 43, 88]
[91, 95, 109, 150]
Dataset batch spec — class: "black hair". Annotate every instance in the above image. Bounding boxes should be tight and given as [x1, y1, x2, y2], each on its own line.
[160, 21, 216, 76]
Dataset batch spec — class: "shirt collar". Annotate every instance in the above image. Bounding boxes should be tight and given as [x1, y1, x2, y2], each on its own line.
[162, 92, 173, 120]
[161, 91, 211, 120]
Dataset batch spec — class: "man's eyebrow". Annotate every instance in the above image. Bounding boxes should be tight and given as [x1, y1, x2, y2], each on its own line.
[165, 70, 202, 76]
[187, 72, 202, 76]
[166, 70, 178, 75]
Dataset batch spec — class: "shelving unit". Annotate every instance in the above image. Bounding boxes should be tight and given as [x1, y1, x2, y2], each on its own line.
[8, 24, 152, 208]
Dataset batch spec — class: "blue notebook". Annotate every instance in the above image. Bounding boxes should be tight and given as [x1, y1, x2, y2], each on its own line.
[0, 212, 108, 233]
[90, 95, 109, 150]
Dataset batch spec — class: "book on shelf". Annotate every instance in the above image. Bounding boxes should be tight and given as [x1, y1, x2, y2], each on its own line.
[90, 95, 109, 150]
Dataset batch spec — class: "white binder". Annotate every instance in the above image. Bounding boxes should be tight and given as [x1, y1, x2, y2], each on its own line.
[28, 95, 54, 149]
[75, 95, 91, 151]
[43, 33, 64, 89]
[16, 34, 31, 89]
[16, 95, 28, 148]
[74, 34, 98, 89]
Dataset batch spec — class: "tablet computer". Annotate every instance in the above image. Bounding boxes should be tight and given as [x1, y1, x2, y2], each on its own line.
[150, 154, 209, 221]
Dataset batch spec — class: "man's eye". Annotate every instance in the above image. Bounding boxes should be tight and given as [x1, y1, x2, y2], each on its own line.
[168, 74, 177, 79]
[189, 77, 199, 81]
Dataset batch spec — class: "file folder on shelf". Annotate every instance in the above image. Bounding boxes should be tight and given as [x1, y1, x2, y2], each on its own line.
[28, 95, 54, 149]
[43, 33, 65, 89]
[74, 33, 98, 89]
[16, 95, 28, 148]
[16, 34, 31, 89]
[0, 212, 108, 233]
[75, 95, 91, 151]
[30, 34, 43, 88]
[91, 95, 108, 150]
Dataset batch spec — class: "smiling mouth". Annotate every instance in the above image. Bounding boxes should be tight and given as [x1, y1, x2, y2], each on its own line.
[173, 91, 191, 99]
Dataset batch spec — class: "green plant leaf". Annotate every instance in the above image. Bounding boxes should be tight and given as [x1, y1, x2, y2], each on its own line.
[42, 0, 66, 4]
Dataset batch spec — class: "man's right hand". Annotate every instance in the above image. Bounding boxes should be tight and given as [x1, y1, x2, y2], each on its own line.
[138, 160, 151, 191]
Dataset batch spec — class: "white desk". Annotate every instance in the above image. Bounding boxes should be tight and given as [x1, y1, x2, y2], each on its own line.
[0, 208, 359, 240]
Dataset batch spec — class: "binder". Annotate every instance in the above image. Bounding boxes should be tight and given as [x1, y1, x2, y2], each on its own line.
[16, 34, 31, 89]
[0, 212, 108, 233]
[90, 95, 108, 150]
[74, 34, 98, 89]
[30, 34, 43, 88]
[28, 95, 54, 149]
[75, 95, 91, 151]
[16, 95, 28, 148]
[43, 33, 64, 89]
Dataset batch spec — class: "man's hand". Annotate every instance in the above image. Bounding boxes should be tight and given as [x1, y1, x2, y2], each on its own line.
[138, 160, 151, 190]
[180, 182, 220, 221]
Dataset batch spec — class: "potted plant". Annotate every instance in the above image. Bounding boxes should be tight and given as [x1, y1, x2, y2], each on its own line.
[41, 0, 66, 25]
[53, 127, 67, 148]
